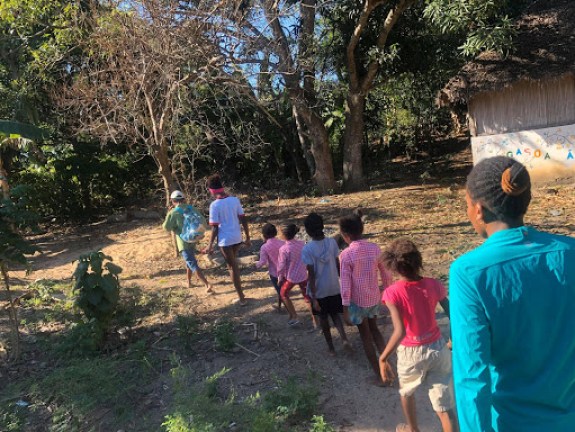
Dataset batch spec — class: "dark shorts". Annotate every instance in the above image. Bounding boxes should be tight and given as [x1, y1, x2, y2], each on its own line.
[312, 294, 344, 318]
[181, 248, 200, 272]
[270, 276, 281, 295]
[280, 280, 310, 302]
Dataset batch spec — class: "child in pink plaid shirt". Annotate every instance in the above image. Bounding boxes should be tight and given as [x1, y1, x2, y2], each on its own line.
[255, 223, 285, 312]
[339, 214, 392, 385]
[277, 223, 314, 327]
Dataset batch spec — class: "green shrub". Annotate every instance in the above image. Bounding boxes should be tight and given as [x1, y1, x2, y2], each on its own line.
[213, 321, 236, 352]
[309, 415, 336, 432]
[72, 251, 122, 334]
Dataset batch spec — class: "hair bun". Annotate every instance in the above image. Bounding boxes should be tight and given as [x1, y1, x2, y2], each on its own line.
[501, 166, 530, 196]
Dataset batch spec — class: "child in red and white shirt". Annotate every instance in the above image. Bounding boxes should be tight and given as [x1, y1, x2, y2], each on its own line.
[255, 223, 284, 312]
[277, 223, 314, 327]
[339, 214, 392, 385]
[379, 239, 457, 432]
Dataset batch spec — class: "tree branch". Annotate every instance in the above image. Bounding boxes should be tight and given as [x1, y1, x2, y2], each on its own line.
[360, 0, 416, 94]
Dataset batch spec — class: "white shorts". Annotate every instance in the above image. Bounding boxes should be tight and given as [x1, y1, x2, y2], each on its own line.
[397, 338, 454, 412]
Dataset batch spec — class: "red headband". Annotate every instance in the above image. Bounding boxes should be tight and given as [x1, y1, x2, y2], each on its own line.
[209, 187, 225, 194]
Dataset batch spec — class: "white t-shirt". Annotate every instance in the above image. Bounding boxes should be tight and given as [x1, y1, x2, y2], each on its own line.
[209, 196, 244, 247]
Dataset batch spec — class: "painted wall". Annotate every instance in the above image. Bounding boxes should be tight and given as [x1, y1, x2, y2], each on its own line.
[471, 123, 575, 180]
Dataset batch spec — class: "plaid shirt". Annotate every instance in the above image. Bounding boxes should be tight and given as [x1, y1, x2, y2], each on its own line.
[255, 237, 284, 277]
[339, 239, 392, 307]
[278, 239, 307, 284]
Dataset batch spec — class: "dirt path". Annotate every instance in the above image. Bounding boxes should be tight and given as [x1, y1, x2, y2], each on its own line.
[5, 151, 575, 431]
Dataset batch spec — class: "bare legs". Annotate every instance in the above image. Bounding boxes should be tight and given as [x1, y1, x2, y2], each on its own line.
[282, 294, 298, 321]
[357, 317, 386, 382]
[437, 409, 458, 432]
[399, 396, 458, 432]
[400, 395, 420, 432]
[319, 313, 351, 354]
[220, 244, 245, 301]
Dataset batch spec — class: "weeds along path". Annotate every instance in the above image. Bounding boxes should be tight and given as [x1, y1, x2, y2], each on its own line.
[3, 171, 575, 431]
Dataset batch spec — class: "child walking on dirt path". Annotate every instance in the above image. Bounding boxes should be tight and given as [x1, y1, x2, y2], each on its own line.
[162, 190, 213, 294]
[277, 223, 315, 327]
[380, 239, 458, 432]
[255, 223, 284, 311]
[204, 174, 251, 306]
[302, 213, 351, 355]
[339, 214, 392, 385]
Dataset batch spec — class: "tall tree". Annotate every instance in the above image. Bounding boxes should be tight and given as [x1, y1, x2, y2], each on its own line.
[215, 0, 337, 193]
[324, 0, 519, 190]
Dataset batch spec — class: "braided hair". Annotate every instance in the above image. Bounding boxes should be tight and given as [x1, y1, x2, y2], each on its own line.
[467, 156, 531, 223]
[381, 239, 423, 280]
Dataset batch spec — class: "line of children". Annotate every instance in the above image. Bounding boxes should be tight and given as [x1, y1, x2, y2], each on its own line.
[165, 192, 459, 429]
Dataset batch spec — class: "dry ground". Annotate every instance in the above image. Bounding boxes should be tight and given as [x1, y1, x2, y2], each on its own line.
[2, 148, 574, 431]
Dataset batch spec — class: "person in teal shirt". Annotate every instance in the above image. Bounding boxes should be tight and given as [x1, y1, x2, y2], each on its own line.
[450, 156, 575, 432]
[163, 190, 213, 294]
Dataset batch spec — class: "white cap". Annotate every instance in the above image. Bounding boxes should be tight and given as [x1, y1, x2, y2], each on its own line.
[170, 190, 184, 200]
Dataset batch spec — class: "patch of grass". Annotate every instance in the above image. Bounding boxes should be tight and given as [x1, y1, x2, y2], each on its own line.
[52, 321, 103, 356]
[262, 376, 319, 425]
[163, 366, 322, 432]
[1, 356, 153, 431]
[0, 405, 26, 432]
[176, 314, 201, 351]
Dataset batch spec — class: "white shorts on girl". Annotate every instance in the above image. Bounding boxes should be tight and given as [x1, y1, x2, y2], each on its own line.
[396, 338, 454, 412]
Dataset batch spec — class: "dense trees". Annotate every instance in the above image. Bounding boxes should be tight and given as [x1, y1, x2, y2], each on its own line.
[0, 0, 539, 217]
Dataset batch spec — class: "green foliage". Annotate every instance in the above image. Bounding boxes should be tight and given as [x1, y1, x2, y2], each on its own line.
[54, 321, 103, 357]
[0, 120, 48, 141]
[0, 186, 38, 271]
[423, 0, 521, 57]
[16, 143, 157, 222]
[0, 404, 26, 432]
[213, 320, 236, 352]
[72, 251, 122, 332]
[309, 415, 336, 432]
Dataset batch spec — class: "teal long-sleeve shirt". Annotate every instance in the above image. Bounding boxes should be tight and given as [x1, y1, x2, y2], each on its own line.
[449, 226, 575, 432]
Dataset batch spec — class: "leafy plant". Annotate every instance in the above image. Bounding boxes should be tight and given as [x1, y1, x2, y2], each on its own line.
[72, 251, 122, 333]
[309, 415, 336, 432]
[213, 320, 236, 352]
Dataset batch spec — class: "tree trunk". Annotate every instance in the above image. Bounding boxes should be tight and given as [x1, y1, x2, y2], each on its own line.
[152, 142, 176, 207]
[291, 105, 315, 178]
[342, 92, 366, 191]
[0, 156, 11, 200]
[294, 102, 336, 194]
[1, 263, 20, 361]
